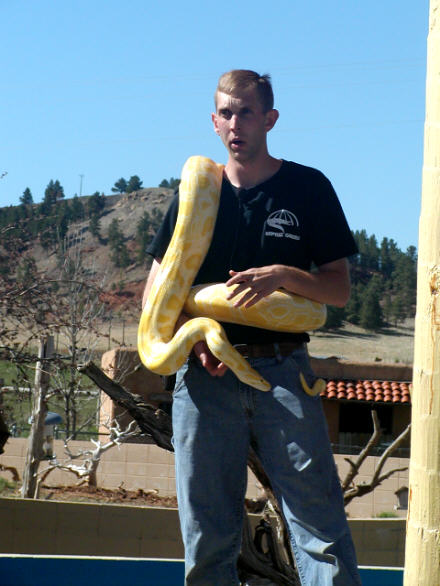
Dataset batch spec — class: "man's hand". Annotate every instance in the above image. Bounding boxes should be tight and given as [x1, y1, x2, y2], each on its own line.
[226, 265, 286, 308]
[193, 341, 228, 377]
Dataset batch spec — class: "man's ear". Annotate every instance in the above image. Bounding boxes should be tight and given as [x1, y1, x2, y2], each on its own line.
[211, 112, 220, 135]
[265, 109, 279, 132]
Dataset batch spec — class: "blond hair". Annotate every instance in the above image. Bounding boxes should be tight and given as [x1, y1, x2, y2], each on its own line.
[215, 70, 274, 113]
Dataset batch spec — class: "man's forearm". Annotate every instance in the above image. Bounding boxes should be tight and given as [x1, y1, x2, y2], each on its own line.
[277, 261, 351, 307]
[226, 258, 351, 309]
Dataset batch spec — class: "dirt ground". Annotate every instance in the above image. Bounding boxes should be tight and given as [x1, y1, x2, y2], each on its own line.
[37, 485, 179, 508]
[18, 485, 264, 511]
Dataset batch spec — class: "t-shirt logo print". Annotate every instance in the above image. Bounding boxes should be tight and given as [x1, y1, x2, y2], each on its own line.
[264, 209, 300, 240]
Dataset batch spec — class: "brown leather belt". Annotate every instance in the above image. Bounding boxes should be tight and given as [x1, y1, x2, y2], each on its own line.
[234, 341, 304, 359]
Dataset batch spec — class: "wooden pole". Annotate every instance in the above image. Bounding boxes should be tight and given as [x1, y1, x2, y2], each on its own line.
[404, 2, 440, 583]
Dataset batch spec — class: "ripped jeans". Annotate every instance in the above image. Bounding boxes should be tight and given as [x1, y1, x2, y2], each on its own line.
[172, 346, 361, 586]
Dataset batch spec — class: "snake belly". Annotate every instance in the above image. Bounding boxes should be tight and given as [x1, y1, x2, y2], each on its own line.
[137, 155, 327, 394]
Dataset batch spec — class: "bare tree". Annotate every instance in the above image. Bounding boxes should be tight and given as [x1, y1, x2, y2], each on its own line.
[0, 232, 128, 497]
[48, 234, 108, 438]
[20, 337, 54, 498]
[342, 410, 410, 506]
[35, 419, 139, 495]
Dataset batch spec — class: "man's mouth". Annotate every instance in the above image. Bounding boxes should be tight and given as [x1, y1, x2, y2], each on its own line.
[231, 139, 244, 149]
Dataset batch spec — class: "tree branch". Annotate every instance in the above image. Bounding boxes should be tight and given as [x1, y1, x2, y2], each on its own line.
[78, 361, 173, 451]
[343, 414, 411, 506]
[341, 410, 381, 492]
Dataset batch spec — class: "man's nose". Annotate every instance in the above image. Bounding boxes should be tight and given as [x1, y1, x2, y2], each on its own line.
[230, 114, 240, 130]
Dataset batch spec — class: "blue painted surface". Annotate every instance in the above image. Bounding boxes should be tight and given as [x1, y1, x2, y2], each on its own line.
[0, 556, 404, 586]
[359, 566, 403, 586]
[0, 556, 185, 586]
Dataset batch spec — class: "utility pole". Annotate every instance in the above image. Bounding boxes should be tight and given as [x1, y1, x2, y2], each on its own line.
[79, 174, 84, 197]
[404, 2, 440, 584]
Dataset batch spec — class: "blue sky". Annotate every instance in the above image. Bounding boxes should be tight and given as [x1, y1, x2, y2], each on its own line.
[1, 1, 429, 251]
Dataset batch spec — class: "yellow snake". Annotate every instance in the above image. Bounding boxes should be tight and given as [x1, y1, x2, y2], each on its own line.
[138, 156, 327, 394]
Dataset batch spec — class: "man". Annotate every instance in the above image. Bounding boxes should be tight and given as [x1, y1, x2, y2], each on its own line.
[143, 70, 361, 585]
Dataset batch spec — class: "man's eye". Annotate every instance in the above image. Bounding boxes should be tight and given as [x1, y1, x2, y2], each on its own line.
[220, 110, 232, 120]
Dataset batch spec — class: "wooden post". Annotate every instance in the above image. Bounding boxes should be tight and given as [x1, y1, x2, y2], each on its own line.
[404, 2, 440, 583]
[20, 336, 54, 498]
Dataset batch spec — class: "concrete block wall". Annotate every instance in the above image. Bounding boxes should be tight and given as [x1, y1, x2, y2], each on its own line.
[0, 497, 184, 559]
[0, 497, 406, 567]
[349, 519, 406, 567]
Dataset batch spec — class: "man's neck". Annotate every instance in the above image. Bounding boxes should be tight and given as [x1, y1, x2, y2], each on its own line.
[224, 156, 282, 189]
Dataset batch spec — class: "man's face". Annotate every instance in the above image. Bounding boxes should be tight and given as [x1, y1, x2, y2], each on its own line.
[212, 89, 278, 163]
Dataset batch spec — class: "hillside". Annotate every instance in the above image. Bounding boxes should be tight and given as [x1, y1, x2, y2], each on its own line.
[15, 188, 175, 316]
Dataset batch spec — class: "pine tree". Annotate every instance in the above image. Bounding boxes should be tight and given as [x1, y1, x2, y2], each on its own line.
[391, 252, 417, 318]
[379, 237, 394, 278]
[126, 175, 143, 193]
[391, 294, 407, 325]
[345, 283, 362, 325]
[111, 178, 128, 194]
[20, 187, 33, 205]
[107, 219, 130, 268]
[89, 213, 101, 240]
[383, 292, 393, 324]
[70, 195, 85, 221]
[359, 278, 383, 330]
[366, 234, 379, 270]
[44, 180, 65, 207]
[87, 192, 105, 217]
[159, 177, 180, 189]
[324, 305, 345, 329]
[136, 211, 151, 262]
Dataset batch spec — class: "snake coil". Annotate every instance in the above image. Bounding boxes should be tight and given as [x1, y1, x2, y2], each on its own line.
[138, 156, 326, 394]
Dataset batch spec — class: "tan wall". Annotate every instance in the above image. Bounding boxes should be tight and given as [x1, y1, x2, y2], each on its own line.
[1, 437, 409, 517]
[0, 497, 183, 559]
[0, 497, 406, 567]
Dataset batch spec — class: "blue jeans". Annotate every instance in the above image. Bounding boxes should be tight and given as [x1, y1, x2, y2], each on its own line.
[172, 347, 362, 586]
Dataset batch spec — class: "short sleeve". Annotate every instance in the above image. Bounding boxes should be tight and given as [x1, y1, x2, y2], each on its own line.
[305, 173, 358, 266]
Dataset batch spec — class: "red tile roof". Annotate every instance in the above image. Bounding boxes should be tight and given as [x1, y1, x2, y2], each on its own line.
[321, 380, 411, 404]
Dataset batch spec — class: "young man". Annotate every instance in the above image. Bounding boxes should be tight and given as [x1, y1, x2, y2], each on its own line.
[143, 70, 361, 585]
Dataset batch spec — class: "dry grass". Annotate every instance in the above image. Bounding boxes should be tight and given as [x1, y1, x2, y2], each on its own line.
[308, 320, 414, 365]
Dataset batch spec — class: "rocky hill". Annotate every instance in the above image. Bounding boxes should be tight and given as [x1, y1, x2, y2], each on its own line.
[8, 187, 175, 318]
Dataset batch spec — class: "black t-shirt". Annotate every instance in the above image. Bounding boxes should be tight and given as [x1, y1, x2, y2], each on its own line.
[146, 160, 358, 344]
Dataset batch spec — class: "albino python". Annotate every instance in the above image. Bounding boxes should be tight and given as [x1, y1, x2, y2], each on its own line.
[138, 156, 327, 394]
